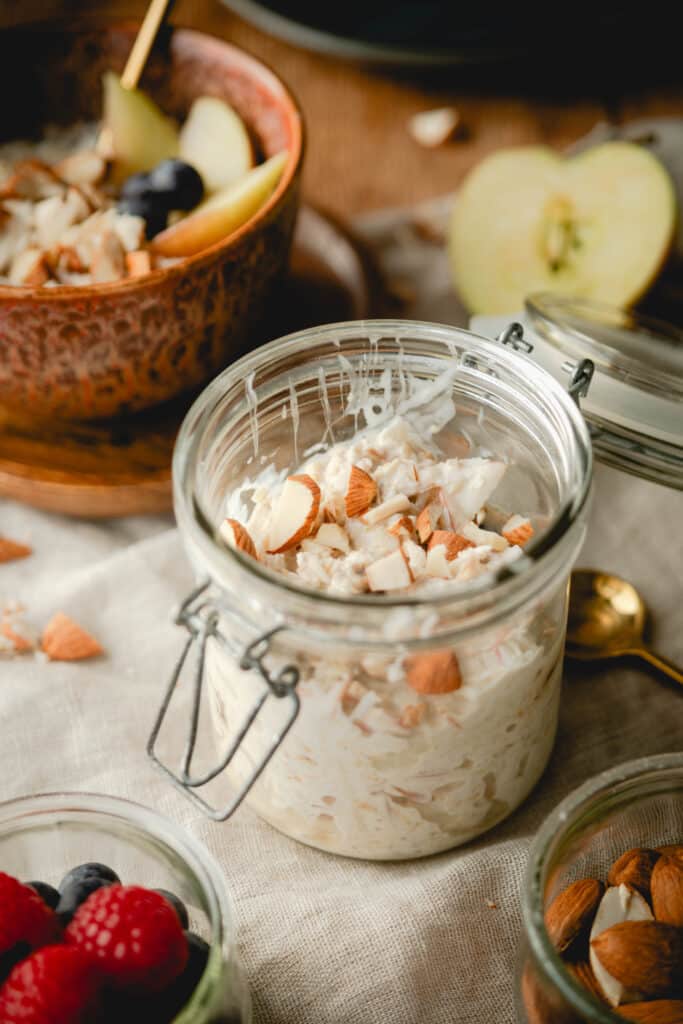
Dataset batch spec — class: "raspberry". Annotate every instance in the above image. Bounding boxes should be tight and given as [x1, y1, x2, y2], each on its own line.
[0, 945, 100, 1023]
[65, 886, 188, 994]
[0, 873, 59, 957]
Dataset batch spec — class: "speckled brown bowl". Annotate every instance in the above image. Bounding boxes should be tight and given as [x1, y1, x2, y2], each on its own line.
[0, 21, 303, 421]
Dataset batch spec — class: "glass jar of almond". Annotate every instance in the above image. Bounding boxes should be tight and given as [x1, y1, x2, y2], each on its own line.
[519, 753, 683, 1023]
[156, 320, 592, 860]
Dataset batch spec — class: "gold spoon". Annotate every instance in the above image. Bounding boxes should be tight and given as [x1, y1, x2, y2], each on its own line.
[566, 569, 683, 685]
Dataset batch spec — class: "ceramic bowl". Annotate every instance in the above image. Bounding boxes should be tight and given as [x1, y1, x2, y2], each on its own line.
[0, 21, 303, 421]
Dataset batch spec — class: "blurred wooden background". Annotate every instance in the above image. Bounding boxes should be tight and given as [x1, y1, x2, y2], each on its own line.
[2, 0, 681, 216]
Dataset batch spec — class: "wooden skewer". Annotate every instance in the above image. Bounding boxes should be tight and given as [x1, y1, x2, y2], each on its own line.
[121, 0, 174, 90]
[97, 0, 174, 156]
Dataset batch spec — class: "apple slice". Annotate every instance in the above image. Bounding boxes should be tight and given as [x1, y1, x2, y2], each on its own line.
[449, 141, 676, 314]
[103, 72, 179, 182]
[152, 151, 287, 258]
[179, 96, 253, 194]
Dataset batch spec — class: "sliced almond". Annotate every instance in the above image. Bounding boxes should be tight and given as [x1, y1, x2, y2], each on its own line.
[0, 537, 32, 563]
[416, 502, 442, 544]
[461, 521, 509, 552]
[91, 229, 126, 283]
[608, 847, 660, 899]
[345, 466, 377, 518]
[365, 548, 412, 592]
[589, 884, 654, 1006]
[315, 523, 350, 553]
[41, 613, 103, 662]
[424, 544, 452, 579]
[54, 150, 106, 187]
[220, 518, 257, 559]
[408, 106, 461, 148]
[502, 514, 535, 547]
[387, 516, 416, 539]
[266, 475, 321, 554]
[428, 530, 475, 560]
[405, 649, 461, 695]
[363, 494, 412, 526]
[651, 855, 683, 926]
[125, 249, 152, 277]
[591, 921, 683, 1000]
[544, 878, 604, 956]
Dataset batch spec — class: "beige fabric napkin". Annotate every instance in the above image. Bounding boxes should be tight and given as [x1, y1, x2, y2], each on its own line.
[1, 200, 682, 1024]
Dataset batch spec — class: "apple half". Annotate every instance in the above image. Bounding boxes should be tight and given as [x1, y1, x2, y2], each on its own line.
[179, 97, 253, 194]
[152, 151, 287, 258]
[102, 72, 179, 182]
[449, 141, 676, 314]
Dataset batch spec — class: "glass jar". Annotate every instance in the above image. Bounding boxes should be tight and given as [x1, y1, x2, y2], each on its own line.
[163, 320, 592, 860]
[0, 792, 250, 1023]
[518, 753, 683, 1023]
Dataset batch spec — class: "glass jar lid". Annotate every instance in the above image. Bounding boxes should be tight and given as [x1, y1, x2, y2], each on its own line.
[474, 293, 683, 489]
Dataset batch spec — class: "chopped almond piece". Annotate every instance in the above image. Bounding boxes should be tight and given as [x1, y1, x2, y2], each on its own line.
[47, 245, 86, 276]
[55, 150, 106, 187]
[345, 466, 377, 518]
[363, 494, 412, 526]
[388, 516, 416, 539]
[267, 475, 321, 554]
[0, 537, 32, 563]
[321, 507, 336, 524]
[41, 613, 103, 662]
[220, 519, 257, 559]
[502, 514, 535, 547]
[366, 548, 413, 592]
[125, 249, 152, 277]
[461, 521, 509, 552]
[340, 679, 368, 715]
[428, 530, 475, 560]
[405, 650, 462, 695]
[8, 248, 50, 287]
[399, 704, 425, 728]
[91, 230, 125, 283]
[0, 159, 65, 201]
[408, 107, 461, 148]
[0, 621, 33, 653]
[416, 502, 442, 544]
[316, 523, 350, 553]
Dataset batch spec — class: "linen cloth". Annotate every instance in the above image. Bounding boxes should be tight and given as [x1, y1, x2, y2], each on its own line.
[1, 199, 682, 1024]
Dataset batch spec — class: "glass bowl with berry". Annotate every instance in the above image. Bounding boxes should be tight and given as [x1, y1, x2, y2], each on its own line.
[0, 792, 249, 1023]
[517, 752, 683, 1023]
[0, 21, 303, 420]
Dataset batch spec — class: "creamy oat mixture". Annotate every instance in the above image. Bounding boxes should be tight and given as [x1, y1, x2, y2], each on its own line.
[0, 126, 156, 286]
[205, 411, 564, 859]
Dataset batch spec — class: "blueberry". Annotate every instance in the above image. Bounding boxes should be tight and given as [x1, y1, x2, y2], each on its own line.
[154, 888, 189, 929]
[148, 159, 204, 210]
[59, 862, 120, 891]
[116, 196, 167, 239]
[26, 881, 59, 910]
[120, 171, 154, 200]
[57, 875, 113, 925]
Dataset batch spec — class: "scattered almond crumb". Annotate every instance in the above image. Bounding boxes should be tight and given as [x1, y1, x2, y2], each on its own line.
[399, 704, 425, 729]
[408, 107, 461, 148]
[0, 537, 32, 563]
[0, 620, 33, 654]
[41, 612, 103, 662]
[485, 899, 498, 910]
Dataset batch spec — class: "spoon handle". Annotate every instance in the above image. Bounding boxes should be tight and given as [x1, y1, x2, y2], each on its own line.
[631, 647, 683, 686]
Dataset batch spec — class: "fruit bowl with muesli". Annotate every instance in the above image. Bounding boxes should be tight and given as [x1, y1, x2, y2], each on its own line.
[0, 21, 303, 421]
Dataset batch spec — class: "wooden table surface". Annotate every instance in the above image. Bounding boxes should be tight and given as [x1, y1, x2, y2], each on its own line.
[6, 0, 682, 218]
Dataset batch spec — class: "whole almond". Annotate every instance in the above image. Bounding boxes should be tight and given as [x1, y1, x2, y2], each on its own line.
[608, 848, 660, 898]
[405, 649, 461, 695]
[545, 879, 605, 957]
[566, 960, 607, 1003]
[658, 845, 683, 865]
[590, 921, 683, 999]
[617, 1001, 683, 1023]
[651, 855, 683, 927]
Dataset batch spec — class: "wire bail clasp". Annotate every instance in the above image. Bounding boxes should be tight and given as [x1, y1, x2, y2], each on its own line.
[147, 580, 301, 821]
